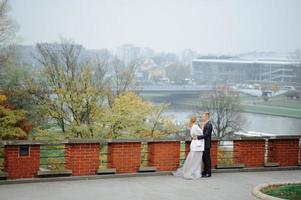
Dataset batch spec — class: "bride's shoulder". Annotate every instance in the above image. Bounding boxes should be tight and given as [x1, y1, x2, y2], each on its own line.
[191, 124, 199, 129]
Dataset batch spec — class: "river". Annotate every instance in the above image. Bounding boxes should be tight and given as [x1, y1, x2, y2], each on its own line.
[164, 110, 301, 136]
[140, 91, 301, 136]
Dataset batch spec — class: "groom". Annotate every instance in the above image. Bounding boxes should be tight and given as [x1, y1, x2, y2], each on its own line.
[195, 112, 212, 178]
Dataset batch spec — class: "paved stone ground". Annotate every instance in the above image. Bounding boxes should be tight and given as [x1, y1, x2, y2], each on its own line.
[0, 170, 300, 200]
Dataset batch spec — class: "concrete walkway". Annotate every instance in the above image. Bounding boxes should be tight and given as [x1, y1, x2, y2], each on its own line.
[0, 170, 300, 200]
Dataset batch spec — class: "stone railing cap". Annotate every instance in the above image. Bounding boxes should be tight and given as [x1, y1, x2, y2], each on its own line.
[267, 135, 301, 140]
[0, 140, 45, 145]
[226, 136, 266, 141]
[62, 139, 101, 144]
[0, 135, 299, 146]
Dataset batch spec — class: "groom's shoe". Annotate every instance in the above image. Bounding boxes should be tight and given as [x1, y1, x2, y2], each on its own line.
[202, 174, 211, 178]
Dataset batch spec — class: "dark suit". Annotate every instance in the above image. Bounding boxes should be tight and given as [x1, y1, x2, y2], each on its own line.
[197, 121, 212, 176]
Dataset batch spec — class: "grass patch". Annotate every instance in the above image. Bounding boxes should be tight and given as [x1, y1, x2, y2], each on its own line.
[140, 142, 148, 167]
[261, 184, 301, 200]
[40, 145, 65, 171]
[99, 144, 108, 169]
[179, 142, 186, 166]
[243, 104, 301, 118]
[217, 147, 234, 165]
[257, 100, 301, 109]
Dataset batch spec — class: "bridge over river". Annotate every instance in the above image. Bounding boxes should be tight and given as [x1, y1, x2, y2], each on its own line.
[136, 85, 213, 94]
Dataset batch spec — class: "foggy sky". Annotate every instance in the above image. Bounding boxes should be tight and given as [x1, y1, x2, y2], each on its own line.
[10, 0, 301, 54]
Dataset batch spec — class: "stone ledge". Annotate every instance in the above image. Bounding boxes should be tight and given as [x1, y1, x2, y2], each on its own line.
[63, 139, 101, 144]
[0, 172, 8, 180]
[97, 168, 116, 174]
[264, 162, 280, 167]
[138, 167, 157, 172]
[252, 181, 301, 200]
[228, 136, 266, 141]
[1, 140, 45, 145]
[268, 135, 301, 140]
[37, 170, 72, 177]
[213, 166, 301, 173]
[217, 163, 245, 169]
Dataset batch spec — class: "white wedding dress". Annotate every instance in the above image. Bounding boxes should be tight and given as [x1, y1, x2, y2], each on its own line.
[173, 124, 204, 179]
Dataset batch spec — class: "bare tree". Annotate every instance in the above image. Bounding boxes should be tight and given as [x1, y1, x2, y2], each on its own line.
[200, 86, 246, 138]
[0, 0, 17, 46]
[33, 41, 82, 133]
[0, 0, 18, 69]
[105, 58, 138, 108]
[30, 40, 108, 138]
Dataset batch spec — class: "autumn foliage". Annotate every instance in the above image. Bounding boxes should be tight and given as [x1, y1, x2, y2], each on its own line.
[0, 93, 32, 139]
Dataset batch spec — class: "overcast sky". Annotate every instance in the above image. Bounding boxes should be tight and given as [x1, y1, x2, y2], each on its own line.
[10, 0, 301, 54]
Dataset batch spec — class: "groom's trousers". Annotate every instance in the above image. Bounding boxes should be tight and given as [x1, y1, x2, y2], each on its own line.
[202, 148, 211, 175]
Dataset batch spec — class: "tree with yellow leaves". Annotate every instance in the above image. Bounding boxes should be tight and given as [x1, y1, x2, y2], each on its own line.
[29, 40, 107, 138]
[28, 40, 181, 139]
[107, 92, 181, 139]
[108, 92, 151, 138]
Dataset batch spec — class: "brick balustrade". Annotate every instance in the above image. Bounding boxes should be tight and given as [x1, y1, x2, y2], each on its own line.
[0, 136, 300, 179]
[211, 140, 218, 169]
[108, 141, 141, 173]
[233, 139, 265, 167]
[267, 138, 299, 166]
[65, 141, 100, 176]
[148, 141, 180, 171]
[4, 142, 41, 179]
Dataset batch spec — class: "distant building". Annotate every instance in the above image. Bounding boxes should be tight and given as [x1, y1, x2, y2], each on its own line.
[140, 47, 154, 59]
[147, 67, 167, 81]
[192, 59, 300, 84]
[135, 58, 168, 81]
[116, 44, 141, 66]
[180, 49, 198, 65]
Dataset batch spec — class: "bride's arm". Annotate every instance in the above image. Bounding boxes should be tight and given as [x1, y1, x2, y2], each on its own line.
[190, 126, 196, 137]
[195, 125, 203, 135]
[191, 125, 202, 139]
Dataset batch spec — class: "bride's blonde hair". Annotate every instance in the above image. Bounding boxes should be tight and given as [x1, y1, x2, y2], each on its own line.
[188, 115, 198, 129]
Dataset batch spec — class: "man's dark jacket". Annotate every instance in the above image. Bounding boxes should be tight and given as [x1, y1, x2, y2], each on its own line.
[197, 121, 212, 149]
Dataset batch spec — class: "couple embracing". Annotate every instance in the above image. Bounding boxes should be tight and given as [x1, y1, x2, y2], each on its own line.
[173, 112, 212, 179]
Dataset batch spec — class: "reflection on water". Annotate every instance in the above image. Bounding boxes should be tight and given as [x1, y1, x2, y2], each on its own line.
[164, 110, 301, 135]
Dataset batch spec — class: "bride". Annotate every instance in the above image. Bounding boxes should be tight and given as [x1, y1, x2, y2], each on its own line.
[173, 115, 204, 179]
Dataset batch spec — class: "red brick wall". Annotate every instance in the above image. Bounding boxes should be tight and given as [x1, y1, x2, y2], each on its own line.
[233, 140, 265, 167]
[299, 143, 301, 164]
[108, 142, 141, 173]
[268, 139, 299, 166]
[211, 140, 218, 169]
[148, 141, 180, 171]
[4, 145, 40, 179]
[65, 143, 99, 176]
[2, 138, 300, 180]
